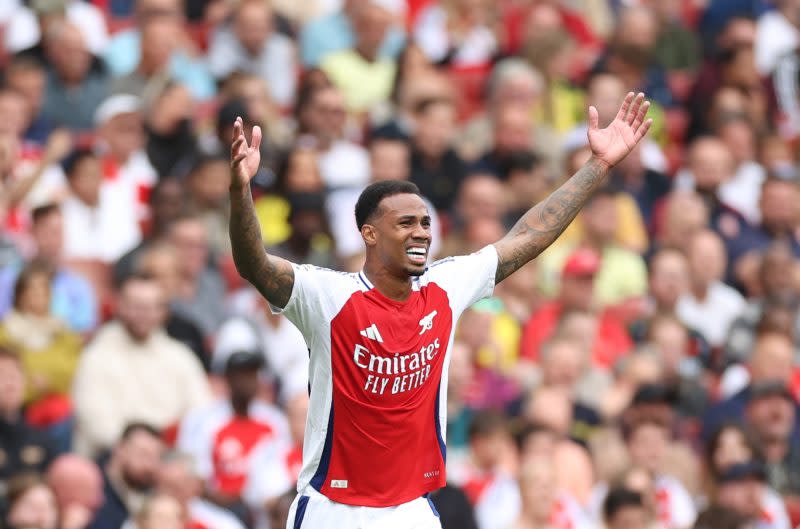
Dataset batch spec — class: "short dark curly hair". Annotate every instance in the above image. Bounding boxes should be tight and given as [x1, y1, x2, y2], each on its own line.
[354, 180, 422, 230]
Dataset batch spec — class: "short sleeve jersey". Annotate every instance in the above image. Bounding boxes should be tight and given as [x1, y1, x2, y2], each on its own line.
[272, 245, 498, 507]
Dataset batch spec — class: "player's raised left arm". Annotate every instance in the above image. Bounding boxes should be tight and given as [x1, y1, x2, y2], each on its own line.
[493, 92, 653, 283]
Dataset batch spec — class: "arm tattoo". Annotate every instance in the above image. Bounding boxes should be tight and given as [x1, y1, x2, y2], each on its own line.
[494, 157, 610, 283]
[229, 182, 295, 308]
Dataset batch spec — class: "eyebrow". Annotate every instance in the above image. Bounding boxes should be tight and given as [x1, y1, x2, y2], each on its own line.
[397, 215, 431, 223]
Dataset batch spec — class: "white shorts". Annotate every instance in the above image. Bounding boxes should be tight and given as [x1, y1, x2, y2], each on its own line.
[286, 487, 442, 529]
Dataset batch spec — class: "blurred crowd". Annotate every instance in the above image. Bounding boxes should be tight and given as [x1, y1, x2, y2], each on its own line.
[1, 0, 800, 529]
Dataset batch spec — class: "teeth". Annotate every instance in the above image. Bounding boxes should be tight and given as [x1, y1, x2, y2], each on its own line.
[407, 248, 426, 256]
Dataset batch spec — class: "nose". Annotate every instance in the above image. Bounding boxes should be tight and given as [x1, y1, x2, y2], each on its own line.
[412, 224, 431, 242]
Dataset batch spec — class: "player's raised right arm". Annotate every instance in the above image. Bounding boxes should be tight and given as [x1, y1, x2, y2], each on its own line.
[229, 117, 295, 309]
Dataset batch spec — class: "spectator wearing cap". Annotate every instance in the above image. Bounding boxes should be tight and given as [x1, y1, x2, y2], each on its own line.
[107, 11, 216, 101]
[319, 0, 401, 114]
[267, 192, 334, 268]
[300, 0, 405, 68]
[0, 205, 98, 333]
[207, 0, 297, 108]
[72, 274, 211, 457]
[60, 148, 142, 263]
[538, 187, 648, 311]
[86, 423, 165, 529]
[676, 229, 746, 349]
[40, 21, 110, 131]
[745, 381, 800, 497]
[4, 0, 108, 58]
[0, 348, 56, 496]
[714, 462, 779, 529]
[46, 454, 104, 529]
[94, 94, 158, 225]
[521, 248, 633, 370]
[176, 348, 290, 520]
[702, 332, 800, 443]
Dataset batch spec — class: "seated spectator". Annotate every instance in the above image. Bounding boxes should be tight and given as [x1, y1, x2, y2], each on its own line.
[471, 101, 540, 180]
[299, 0, 405, 68]
[414, 0, 498, 67]
[46, 454, 103, 529]
[604, 488, 651, 529]
[651, 190, 709, 256]
[650, 0, 701, 74]
[702, 332, 800, 442]
[185, 155, 232, 256]
[166, 215, 227, 338]
[0, 205, 98, 333]
[320, 0, 401, 115]
[207, 0, 296, 108]
[502, 151, 551, 230]
[521, 248, 633, 370]
[72, 274, 211, 457]
[40, 21, 109, 131]
[294, 85, 370, 189]
[692, 505, 751, 529]
[104, 0, 214, 100]
[4, 0, 107, 56]
[0, 348, 56, 491]
[268, 192, 333, 268]
[176, 349, 289, 517]
[3, 473, 59, 529]
[60, 149, 142, 263]
[623, 418, 697, 529]
[155, 452, 245, 529]
[131, 493, 183, 529]
[592, 6, 673, 108]
[4, 56, 53, 145]
[0, 262, 81, 442]
[744, 382, 800, 497]
[704, 424, 791, 529]
[510, 456, 593, 529]
[143, 82, 200, 179]
[87, 424, 165, 529]
[409, 97, 468, 213]
[448, 411, 520, 529]
[538, 187, 648, 309]
[713, 462, 780, 529]
[676, 230, 746, 348]
[726, 242, 800, 366]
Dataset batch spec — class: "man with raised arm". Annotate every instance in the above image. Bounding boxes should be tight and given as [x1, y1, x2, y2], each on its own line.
[229, 93, 652, 528]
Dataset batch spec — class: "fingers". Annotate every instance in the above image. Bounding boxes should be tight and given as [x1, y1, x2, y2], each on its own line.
[588, 106, 599, 130]
[231, 136, 245, 157]
[615, 92, 635, 122]
[631, 99, 651, 131]
[233, 116, 242, 138]
[626, 93, 645, 124]
[251, 125, 262, 152]
[634, 118, 654, 142]
[232, 152, 247, 167]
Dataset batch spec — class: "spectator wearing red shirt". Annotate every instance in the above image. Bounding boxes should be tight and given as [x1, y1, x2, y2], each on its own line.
[520, 248, 633, 370]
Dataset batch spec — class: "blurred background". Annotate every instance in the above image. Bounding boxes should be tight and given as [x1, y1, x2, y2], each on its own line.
[0, 0, 800, 529]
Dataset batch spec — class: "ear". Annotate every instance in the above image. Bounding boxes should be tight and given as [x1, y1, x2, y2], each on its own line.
[362, 224, 377, 247]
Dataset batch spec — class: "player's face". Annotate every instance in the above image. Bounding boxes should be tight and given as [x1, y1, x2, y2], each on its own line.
[367, 194, 432, 277]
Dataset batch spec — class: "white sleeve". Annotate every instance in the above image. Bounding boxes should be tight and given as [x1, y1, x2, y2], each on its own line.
[242, 442, 294, 508]
[175, 408, 214, 480]
[669, 480, 698, 529]
[424, 245, 498, 315]
[270, 264, 353, 341]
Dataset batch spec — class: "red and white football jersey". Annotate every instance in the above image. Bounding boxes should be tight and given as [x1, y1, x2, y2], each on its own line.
[273, 246, 498, 507]
[654, 475, 698, 529]
[176, 399, 290, 497]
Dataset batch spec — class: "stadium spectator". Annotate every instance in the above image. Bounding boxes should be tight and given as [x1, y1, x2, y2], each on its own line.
[603, 488, 651, 529]
[46, 454, 103, 529]
[268, 192, 333, 268]
[72, 274, 210, 456]
[754, 0, 800, 75]
[86, 423, 165, 529]
[3, 473, 59, 529]
[4, 56, 53, 144]
[0, 204, 98, 333]
[40, 21, 109, 131]
[207, 0, 296, 108]
[143, 82, 200, 178]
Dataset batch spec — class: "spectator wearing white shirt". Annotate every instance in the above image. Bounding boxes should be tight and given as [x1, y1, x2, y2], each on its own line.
[677, 230, 746, 348]
[4, 0, 108, 57]
[207, 0, 297, 108]
[754, 0, 800, 75]
[60, 148, 141, 263]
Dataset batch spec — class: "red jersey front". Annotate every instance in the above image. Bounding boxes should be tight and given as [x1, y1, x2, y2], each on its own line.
[272, 246, 498, 507]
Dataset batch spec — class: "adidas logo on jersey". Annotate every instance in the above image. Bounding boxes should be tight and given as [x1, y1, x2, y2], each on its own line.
[418, 310, 438, 335]
[360, 324, 384, 343]
[330, 480, 348, 488]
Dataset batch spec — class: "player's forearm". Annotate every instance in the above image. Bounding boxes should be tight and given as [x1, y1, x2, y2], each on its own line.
[494, 156, 610, 282]
[229, 182, 294, 307]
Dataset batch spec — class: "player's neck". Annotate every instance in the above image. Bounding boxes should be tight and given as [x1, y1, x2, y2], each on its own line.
[363, 264, 413, 302]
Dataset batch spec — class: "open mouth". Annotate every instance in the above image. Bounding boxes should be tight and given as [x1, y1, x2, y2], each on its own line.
[406, 246, 427, 264]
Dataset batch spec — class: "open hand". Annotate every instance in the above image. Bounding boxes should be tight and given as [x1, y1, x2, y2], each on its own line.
[230, 117, 262, 189]
[588, 92, 652, 169]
